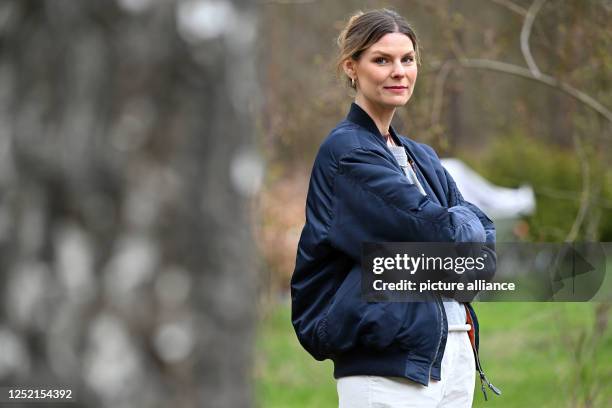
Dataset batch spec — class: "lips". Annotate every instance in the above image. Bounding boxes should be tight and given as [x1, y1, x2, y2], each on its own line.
[384, 86, 409, 94]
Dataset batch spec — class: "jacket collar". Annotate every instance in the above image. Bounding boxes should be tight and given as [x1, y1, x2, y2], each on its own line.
[346, 102, 402, 146]
[346, 102, 443, 205]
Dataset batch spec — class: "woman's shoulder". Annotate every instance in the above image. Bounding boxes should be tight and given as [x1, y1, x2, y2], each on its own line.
[316, 119, 377, 161]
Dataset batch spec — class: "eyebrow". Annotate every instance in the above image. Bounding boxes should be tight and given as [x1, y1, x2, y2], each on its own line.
[370, 51, 415, 57]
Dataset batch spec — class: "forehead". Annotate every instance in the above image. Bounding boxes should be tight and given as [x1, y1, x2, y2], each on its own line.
[366, 32, 414, 54]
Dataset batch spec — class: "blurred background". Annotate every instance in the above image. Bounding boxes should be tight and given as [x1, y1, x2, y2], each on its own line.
[0, 0, 610, 407]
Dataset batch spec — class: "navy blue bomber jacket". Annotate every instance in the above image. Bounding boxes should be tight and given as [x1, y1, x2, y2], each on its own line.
[291, 102, 497, 389]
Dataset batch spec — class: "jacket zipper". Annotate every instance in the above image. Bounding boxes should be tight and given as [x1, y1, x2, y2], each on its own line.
[427, 295, 445, 381]
[469, 321, 502, 400]
[408, 157, 417, 173]
[408, 142, 499, 397]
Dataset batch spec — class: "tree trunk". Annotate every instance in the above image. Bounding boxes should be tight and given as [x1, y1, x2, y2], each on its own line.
[0, 1, 259, 407]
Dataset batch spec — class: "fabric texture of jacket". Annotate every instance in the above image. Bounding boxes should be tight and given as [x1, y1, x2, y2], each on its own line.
[291, 102, 497, 388]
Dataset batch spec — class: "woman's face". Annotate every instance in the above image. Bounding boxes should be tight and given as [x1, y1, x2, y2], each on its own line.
[344, 32, 418, 112]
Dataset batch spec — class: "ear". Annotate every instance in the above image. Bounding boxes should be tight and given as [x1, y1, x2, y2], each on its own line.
[342, 59, 357, 80]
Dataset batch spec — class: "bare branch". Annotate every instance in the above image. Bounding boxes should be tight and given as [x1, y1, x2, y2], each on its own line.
[550, 135, 590, 282]
[490, 0, 527, 16]
[565, 132, 590, 242]
[520, 0, 547, 77]
[454, 58, 612, 124]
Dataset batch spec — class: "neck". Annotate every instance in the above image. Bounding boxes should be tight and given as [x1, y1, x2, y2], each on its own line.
[354, 95, 396, 137]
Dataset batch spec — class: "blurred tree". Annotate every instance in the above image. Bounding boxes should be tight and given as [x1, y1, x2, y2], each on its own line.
[0, 0, 260, 407]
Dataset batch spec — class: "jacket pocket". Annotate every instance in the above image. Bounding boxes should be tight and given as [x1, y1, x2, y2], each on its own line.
[386, 300, 442, 359]
[322, 264, 404, 355]
[322, 264, 443, 361]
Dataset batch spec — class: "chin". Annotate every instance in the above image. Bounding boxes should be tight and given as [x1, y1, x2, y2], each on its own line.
[386, 94, 410, 103]
[385, 98, 409, 108]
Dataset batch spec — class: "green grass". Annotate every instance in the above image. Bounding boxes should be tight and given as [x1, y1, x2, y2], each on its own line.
[255, 302, 612, 408]
[471, 303, 612, 407]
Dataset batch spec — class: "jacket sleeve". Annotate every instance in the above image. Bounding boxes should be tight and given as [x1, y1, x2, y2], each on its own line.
[328, 147, 486, 261]
[442, 166, 495, 244]
[442, 166, 497, 287]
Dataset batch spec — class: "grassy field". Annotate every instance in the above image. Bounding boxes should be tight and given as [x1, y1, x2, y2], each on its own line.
[255, 302, 612, 408]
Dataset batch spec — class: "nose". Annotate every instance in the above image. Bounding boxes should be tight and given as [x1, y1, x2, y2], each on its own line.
[391, 60, 406, 78]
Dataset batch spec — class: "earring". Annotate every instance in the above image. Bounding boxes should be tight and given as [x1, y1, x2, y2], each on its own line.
[351, 77, 356, 88]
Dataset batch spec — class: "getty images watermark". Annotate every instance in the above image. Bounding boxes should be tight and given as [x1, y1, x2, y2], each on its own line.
[361, 242, 610, 302]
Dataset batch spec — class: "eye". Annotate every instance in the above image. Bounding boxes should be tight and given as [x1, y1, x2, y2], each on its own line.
[402, 56, 415, 64]
[374, 57, 387, 64]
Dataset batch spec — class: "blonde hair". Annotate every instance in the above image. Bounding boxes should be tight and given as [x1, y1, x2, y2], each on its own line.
[336, 9, 420, 89]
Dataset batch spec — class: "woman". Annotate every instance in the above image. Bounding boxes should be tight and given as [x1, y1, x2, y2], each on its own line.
[291, 9, 500, 408]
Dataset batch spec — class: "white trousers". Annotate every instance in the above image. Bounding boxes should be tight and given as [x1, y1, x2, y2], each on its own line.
[336, 332, 476, 408]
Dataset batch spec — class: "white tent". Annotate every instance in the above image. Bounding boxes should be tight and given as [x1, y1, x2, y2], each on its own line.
[441, 158, 535, 220]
